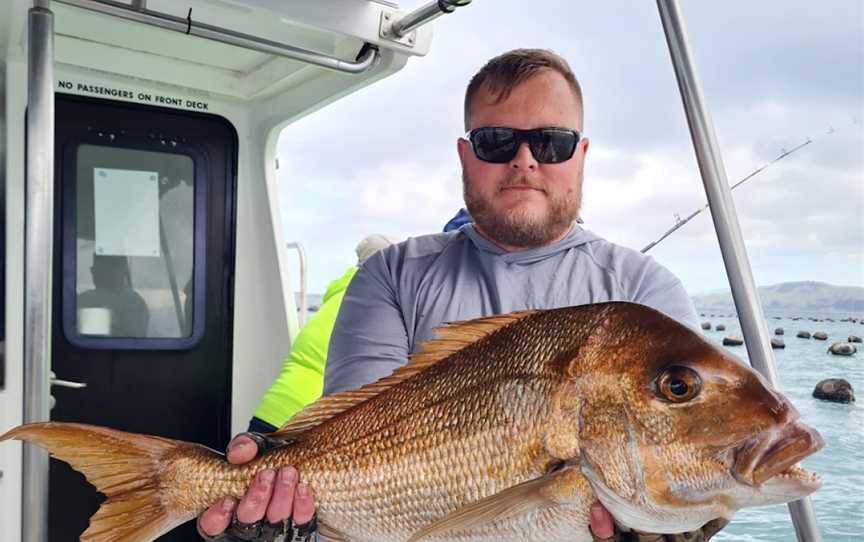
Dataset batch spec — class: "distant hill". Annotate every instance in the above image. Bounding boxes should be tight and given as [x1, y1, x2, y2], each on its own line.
[692, 281, 864, 312]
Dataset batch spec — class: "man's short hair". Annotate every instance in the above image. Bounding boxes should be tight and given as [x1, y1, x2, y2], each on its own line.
[464, 48, 583, 131]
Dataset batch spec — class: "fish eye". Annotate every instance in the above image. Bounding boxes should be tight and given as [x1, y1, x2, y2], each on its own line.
[656, 366, 702, 403]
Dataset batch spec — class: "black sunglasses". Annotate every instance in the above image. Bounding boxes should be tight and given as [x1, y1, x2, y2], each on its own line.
[465, 127, 581, 164]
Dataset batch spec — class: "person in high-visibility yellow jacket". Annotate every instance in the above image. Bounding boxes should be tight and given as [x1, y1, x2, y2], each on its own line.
[249, 234, 398, 433]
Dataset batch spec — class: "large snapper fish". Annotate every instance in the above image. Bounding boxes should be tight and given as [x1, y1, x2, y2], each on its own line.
[2, 302, 823, 541]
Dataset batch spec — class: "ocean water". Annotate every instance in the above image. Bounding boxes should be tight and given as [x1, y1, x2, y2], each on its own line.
[696, 311, 864, 542]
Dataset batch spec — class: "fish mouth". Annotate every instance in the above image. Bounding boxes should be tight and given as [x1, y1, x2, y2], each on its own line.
[733, 420, 824, 487]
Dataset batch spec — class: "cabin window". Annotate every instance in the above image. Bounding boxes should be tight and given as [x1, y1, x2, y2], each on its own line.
[62, 143, 205, 349]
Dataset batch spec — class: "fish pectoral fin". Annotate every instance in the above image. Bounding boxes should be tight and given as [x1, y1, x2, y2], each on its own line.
[407, 471, 566, 542]
[318, 522, 352, 542]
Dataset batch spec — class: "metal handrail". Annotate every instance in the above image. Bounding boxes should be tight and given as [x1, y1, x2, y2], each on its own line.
[390, 0, 472, 37]
[656, 1, 822, 540]
[54, 0, 380, 74]
[285, 242, 308, 327]
[23, 4, 55, 542]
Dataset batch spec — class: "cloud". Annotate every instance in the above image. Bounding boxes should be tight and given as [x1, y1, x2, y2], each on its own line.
[355, 161, 463, 225]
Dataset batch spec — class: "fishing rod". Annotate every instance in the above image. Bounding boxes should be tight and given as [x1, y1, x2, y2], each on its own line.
[641, 137, 814, 253]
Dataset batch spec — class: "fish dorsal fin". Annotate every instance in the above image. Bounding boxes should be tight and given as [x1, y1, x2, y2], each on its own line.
[273, 310, 537, 438]
[407, 466, 575, 542]
[410, 310, 537, 366]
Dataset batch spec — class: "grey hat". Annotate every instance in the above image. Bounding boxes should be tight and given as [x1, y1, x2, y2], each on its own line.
[355, 234, 399, 264]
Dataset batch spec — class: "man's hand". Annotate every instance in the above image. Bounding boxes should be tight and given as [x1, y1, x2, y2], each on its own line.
[589, 501, 729, 542]
[197, 434, 316, 540]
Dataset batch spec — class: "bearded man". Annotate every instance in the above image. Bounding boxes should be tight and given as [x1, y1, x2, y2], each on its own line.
[199, 49, 725, 542]
[323, 49, 698, 395]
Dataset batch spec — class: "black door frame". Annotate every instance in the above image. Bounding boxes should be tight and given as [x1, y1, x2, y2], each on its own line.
[49, 93, 239, 541]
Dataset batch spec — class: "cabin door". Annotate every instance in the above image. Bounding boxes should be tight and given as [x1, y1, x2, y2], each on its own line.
[47, 94, 238, 541]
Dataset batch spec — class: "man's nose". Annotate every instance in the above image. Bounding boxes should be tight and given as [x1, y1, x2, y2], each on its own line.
[509, 142, 537, 170]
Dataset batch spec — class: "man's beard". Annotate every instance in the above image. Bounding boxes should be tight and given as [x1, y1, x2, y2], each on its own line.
[463, 171, 581, 248]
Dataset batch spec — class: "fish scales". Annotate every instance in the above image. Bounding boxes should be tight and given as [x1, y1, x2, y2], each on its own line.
[293, 361, 568, 538]
[186, 308, 590, 541]
[246, 309, 592, 539]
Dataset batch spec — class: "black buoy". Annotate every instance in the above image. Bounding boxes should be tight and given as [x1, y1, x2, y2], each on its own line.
[813, 379, 855, 403]
[828, 342, 857, 356]
[723, 336, 744, 346]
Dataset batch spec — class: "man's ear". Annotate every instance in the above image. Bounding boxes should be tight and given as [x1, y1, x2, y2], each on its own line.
[457, 137, 471, 165]
[580, 136, 590, 157]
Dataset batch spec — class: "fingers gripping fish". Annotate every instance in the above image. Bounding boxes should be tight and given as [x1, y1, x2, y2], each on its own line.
[1, 302, 823, 541]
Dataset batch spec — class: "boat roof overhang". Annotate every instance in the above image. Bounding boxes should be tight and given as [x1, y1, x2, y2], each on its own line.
[1, 0, 431, 124]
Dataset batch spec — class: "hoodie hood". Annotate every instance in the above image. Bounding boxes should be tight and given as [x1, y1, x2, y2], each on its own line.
[462, 223, 600, 265]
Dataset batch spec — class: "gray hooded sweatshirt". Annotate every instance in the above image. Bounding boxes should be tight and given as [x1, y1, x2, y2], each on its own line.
[324, 224, 697, 395]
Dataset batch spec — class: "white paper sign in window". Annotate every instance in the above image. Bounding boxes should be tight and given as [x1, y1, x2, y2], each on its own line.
[94, 168, 161, 257]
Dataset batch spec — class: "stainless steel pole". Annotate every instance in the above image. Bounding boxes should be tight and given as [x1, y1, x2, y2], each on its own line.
[655, 1, 822, 540]
[23, 3, 55, 542]
[390, 2, 446, 36]
[390, 0, 471, 37]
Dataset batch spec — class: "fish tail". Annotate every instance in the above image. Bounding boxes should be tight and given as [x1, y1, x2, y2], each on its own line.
[1, 421, 221, 542]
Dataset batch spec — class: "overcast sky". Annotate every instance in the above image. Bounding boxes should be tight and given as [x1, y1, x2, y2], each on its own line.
[275, 0, 863, 296]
